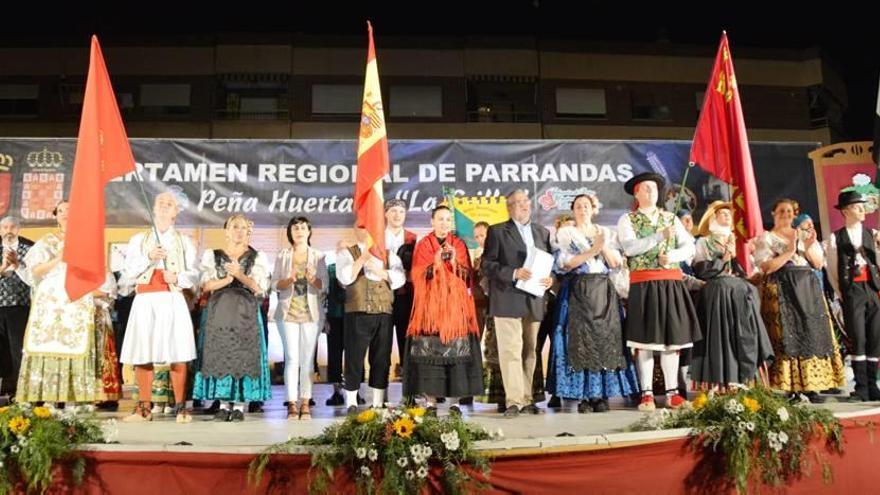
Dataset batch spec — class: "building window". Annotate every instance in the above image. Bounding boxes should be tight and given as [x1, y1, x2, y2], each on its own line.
[0, 84, 39, 117]
[555, 87, 606, 118]
[389, 85, 442, 118]
[216, 73, 289, 120]
[466, 79, 537, 123]
[139, 84, 191, 116]
[311, 84, 362, 115]
[631, 90, 671, 121]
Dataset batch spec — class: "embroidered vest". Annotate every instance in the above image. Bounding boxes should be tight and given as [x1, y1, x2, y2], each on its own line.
[626, 210, 676, 272]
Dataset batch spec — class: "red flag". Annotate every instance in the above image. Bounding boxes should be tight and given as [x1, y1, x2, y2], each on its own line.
[689, 32, 762, 274]
[354, 22, 389, 261]
[63, 36, 136, 301]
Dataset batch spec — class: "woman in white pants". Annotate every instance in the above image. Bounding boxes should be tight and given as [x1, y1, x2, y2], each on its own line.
[273, 217, 328, 420]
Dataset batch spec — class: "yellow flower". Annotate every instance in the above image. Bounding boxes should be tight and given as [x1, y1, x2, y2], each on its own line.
[392, 417, 416, 439]
[356, 409, 377, 424]
[742, 397, 760, 413]
[0, 406, 9, 414]
[8, 416, 31, 435]
[33, 407, 52, 419]
[406, 407, 426, 418]
[693, 393, 709, 410]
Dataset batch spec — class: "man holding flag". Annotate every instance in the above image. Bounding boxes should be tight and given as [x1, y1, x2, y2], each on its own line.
[336, 22, 405, 413]
[689, 32, 763, 275]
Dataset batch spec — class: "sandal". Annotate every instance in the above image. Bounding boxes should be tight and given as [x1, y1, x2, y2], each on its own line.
[287, 401, 299, 420]
[174, 403, 193, 424]
[299, 400, 311, 420]
[122, 401, 153, 422]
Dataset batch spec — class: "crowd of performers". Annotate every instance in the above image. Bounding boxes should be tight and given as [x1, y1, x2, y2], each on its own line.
[1, 172, 877, 422]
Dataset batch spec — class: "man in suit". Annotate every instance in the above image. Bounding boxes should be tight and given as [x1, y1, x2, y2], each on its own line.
[0, 216, 33, 400]
[481, 189, 553, 417]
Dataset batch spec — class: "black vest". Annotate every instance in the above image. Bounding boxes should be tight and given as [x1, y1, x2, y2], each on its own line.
[834, 226, 880, 292]
[0, 237, 34, 308]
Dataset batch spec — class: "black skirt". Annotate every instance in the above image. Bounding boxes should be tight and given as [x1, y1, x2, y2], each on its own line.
[625, 278, 701, 348]
[403, 333, 483, 398]
[200, 286, 262, 380]
[773, 265, 836, 358]
[566, 273, 626, 372]
[691, 274, 774, 386]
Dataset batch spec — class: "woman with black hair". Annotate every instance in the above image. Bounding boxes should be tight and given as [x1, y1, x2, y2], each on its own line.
[192, 214, 272, 421]
[272, 216, 328, 420]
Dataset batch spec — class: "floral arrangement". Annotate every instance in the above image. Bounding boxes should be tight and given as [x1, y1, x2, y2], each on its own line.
[0, 403, 108, 493]
[628, 386, 844, 494]
[250, 407, 494, 494]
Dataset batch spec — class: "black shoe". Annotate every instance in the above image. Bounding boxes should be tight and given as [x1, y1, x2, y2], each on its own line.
[96, 401, 119, 411]
[805, 392, 826, 404]
[496, 403, 507, 413]
[458, 397, 473, 406]
[547, 395, 562, 408]
[821, 388, 844, 395]
[213, 409, 231, 422]
[449, 405, 462, 417]
[229, 410, 245, 422]
[503, 405, 519, 418]
[522, 404, 542, 415]
[577, 400, 591, 414]
[347, 405, 358, 416]
[192, 399, 203, 408]
[591, 399, 609, 413]
[326, 392, 345, 406]
[248, 402, 264, 413]
[206, 400, 220, 414]
[309, 398, 316, 407]
[425, 406, 438, 417]
[436, 397, 446, 404]
[867, 361, 880, 401]
[357, 394, 366, 405]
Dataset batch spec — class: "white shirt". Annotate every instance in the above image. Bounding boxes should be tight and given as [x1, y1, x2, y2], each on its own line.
[616, 208, 695, 265]
[335, 242, 405, 290]
[122, 227, 199, 290]
[385, 228, 406, 255]
[2, 238, 28, 282]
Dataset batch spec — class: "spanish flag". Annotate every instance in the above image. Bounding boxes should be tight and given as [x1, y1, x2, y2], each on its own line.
[689, 32, 762, 274]
[64, 36, 136, 301]
[354, 21, 389, 261]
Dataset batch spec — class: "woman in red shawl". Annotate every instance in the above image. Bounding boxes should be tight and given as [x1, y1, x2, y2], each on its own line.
[403, 206, 483, 415]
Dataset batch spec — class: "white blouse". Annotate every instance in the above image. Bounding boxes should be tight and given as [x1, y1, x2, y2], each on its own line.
[199, 248, 271, 296]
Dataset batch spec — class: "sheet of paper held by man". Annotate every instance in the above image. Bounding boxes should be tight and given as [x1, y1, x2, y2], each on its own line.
[515, 247, 553, 297]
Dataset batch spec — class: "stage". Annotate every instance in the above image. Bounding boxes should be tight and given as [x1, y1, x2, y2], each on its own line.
[44, 383, 879, 494]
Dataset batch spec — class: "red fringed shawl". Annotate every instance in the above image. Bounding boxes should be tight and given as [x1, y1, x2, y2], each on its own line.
[407, 233, 479, 343]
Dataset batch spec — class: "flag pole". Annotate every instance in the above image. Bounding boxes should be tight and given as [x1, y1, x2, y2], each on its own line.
[672, 161, 695, 214]
[132, 169, 162, 244]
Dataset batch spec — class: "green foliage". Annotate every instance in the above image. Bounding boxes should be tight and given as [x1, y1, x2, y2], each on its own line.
[250, 407, 493, 494]
[0, 404, 106, 494]
[628, 386, 844, 494]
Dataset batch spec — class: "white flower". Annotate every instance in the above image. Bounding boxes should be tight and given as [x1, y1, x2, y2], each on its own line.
[397, 457, 408, 467]
[355, 447, 367, 459]
[367, 449, 378, 462]
[414, 415, 423, 424]
[18, 438, 28, 447]
[380, 409, 392, 421]
[494, 428, 505, 439]
[417, 466, 429, 479]
[778, 431, 789, 444]
[10, 446, 19, 454]
[405, 470, 415, 480]
[745, 422, 755, 432]
[102, 419, 119, 443]
[777, 407, 790, 423]
[422, 445, 432, 457]
[359, 465, 372, 477]
[410, 444, 422, 457]
[853, 174, 871, 187]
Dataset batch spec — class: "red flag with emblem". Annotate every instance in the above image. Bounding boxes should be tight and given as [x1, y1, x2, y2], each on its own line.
[354, 22, 389, 261]
[689, 32, 762, 274]
[63, 35, 136, 301]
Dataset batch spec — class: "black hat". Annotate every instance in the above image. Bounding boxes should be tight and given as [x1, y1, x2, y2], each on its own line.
[624, 172, 666, 195]
[834, 190, 866, 210]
